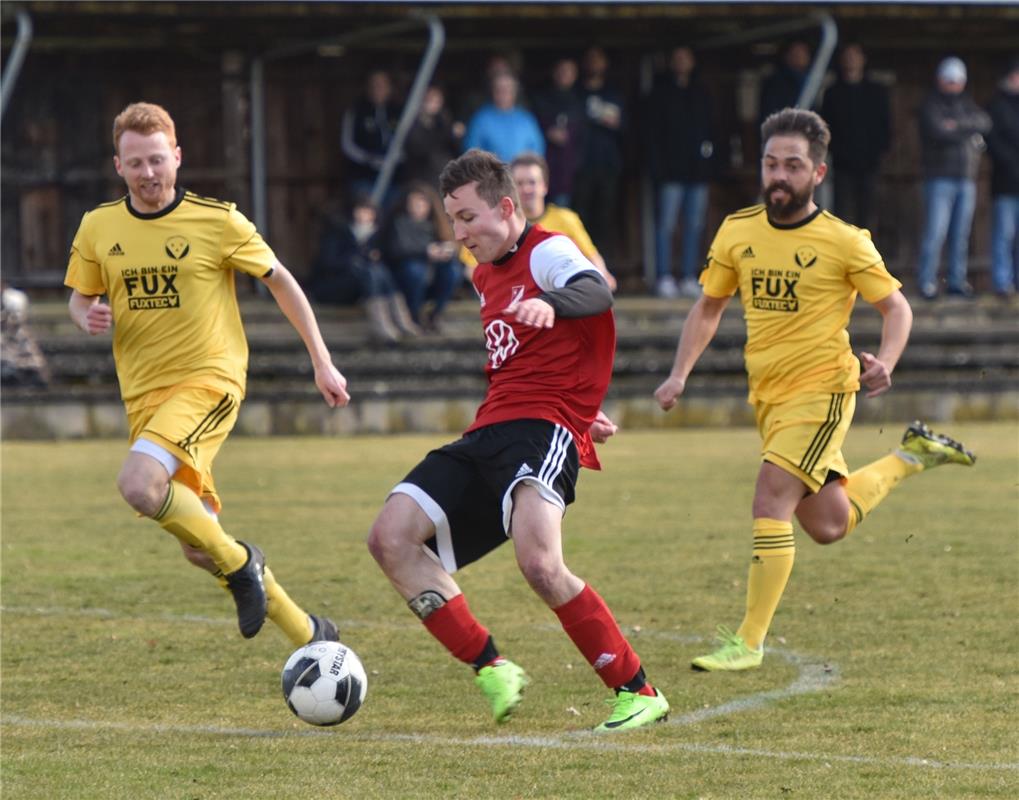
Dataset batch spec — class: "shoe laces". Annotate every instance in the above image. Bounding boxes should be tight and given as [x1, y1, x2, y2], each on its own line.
[714, 625, 744, 647]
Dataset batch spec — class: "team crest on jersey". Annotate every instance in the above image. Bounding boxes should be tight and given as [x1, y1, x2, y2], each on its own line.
[165, 236, 190, 260]
[484, 319, 519, 370]
[794, 246, 818, 269]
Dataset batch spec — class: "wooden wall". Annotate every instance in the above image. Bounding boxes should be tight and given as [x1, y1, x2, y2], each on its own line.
[2, 3, 1015, 292]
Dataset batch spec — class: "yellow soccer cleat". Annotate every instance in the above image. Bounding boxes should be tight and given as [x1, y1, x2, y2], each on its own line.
[691, 626, 764, 672]
[898, 421, 976, 470]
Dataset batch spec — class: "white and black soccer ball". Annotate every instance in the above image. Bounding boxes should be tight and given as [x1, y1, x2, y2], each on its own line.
[281, 640, 367, 726]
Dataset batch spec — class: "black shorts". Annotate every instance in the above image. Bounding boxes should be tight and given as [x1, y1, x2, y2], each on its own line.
[391, 419, 580, 573]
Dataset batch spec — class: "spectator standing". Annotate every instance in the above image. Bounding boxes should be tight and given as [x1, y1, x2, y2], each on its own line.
[532, 58, 587, 207]
[986, 58, 1019, 297]
[821, 43, 891, 231]
[310, 198, 420, 343]
[759, 40, 813, 124]
[463, 73, 545, 164]
[342, 70, 401, 202]
[573, 47, 626, 261]
[916, 56, 992, 299]
[383, 183, 461, 331]
[403, 85, 463, 189]
[648, 46, 716, 299]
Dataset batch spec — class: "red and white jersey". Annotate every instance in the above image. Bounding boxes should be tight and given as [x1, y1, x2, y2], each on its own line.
[467, 225, 615, 469]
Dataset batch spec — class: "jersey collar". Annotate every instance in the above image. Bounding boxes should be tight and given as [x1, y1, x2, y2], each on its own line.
[125, 187, 185, 220]
[767, 206, 822, 230]
[493, 223, 532, 266]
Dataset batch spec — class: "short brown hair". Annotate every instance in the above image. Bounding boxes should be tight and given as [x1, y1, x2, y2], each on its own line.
[510, 152, 550, 187]
[760, 107, 830, 165]
[112, 102, 177, 154]
[439, 148, 519, 209]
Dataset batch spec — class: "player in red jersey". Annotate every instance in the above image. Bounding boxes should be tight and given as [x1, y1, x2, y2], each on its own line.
[367, 149, 668, 732]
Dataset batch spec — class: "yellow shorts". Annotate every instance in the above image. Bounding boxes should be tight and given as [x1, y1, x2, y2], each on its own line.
[126, 383, 240, 512]
[755, 391, 856, 493]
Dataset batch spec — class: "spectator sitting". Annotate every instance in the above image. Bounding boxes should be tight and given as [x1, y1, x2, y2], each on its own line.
[310, 197, 419, 343]
[403, 85, 464, 189]
[382, 183, 461, 332]
[462, 73, 545, 164]
[1, 283, 50, 388]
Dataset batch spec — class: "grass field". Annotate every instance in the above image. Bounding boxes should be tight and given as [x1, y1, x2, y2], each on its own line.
[2, 423, 1017, 799]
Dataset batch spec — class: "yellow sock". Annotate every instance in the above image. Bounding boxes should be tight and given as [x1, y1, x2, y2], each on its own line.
[843, 453, 921, 534]
[154, 481, 247, 575]
[737, 518, 795, 650]
[264, 567, 314, 645]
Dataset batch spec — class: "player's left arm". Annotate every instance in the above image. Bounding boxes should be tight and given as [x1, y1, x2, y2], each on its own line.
[504, 236, 612, 328]
[260, 261, 350, 407]
[859, 289, 913, 398]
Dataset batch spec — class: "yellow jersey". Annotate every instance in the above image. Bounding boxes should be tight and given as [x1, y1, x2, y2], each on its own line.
[64, 189, 274, 401]
[700, 205, 901, 404]
[460, 204, 601, 269]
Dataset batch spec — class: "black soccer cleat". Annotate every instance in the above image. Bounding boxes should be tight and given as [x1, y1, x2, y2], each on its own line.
[225, 541, 268, 638]
[308, 614, 340, 644]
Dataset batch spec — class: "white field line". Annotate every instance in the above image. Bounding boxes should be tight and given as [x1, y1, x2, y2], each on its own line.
[3, 605, 1017, 772]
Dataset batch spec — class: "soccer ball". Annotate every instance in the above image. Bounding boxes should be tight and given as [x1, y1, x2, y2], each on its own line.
[281, 640, 367, 726]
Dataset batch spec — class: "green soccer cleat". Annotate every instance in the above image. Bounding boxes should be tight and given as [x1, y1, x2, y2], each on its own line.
[691, 626, 764, 672]
[898, 421, 976, 470]
[594, 688, 670, 733]
[475, 659, 528, 723]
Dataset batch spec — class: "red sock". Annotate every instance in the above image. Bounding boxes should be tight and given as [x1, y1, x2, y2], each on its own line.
[554, 584, 642, 690]
[421, 594, 491, 665]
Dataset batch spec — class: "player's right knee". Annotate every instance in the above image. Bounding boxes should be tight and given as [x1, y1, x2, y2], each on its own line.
[116, 471, 165, 517]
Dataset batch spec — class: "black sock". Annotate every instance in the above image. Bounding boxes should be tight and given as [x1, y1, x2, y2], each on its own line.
[471, 636, 500, 672]
[616, 666, 647, 694]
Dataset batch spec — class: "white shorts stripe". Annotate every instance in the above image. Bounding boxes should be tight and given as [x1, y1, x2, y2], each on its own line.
[502, 424, 572, 534]
[390, 482, 458, 573]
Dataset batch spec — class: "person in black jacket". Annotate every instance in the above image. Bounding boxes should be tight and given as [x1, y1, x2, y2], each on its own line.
[916, 56, 992, 299]
[759, 40, 812, 125]
[310, 197, 419, 342]
[647, 46, 716, 298]
[821, 43, 891, 231]
[341, 71, 401, 204]
[987, 58, 1019, 297]
[403, 85, 463, 189]
[572, 47, 626, 262]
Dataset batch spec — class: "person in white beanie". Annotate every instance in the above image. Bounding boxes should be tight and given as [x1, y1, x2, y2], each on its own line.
[916, 56, 992, 299]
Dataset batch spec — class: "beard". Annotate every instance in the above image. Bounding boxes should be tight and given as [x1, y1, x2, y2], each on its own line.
[763, 181, 813, 221]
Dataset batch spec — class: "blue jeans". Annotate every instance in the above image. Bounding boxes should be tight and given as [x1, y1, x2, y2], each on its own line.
[393, 258, 459, 323]
[991, 194, 1019, 294]
[917, 178, 977, 292]
[655, 182, 708, 280]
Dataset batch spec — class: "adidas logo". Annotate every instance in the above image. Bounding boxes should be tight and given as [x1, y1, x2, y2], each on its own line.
[515, 463, 534, 478]
[108, 243, 125, 256]
[741, 246, 755, 258]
